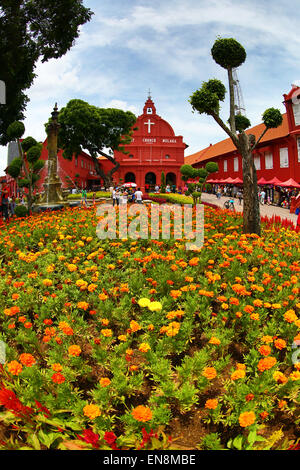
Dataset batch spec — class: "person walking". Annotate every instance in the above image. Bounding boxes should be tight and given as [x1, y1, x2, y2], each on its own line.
[260, 189, 266, 205]
[134, 188, 143, 204]
[112, 187, 117, 206]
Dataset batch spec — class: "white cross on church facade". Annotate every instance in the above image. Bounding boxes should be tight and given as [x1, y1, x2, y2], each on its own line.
[144, 119, 155, 134]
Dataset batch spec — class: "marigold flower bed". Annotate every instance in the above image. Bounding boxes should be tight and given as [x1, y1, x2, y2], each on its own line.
[0, 204, 299, 450]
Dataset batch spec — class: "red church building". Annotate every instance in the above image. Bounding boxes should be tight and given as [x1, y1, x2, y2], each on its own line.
[111, 94, 188, 191]
[185, 85, 300, 188]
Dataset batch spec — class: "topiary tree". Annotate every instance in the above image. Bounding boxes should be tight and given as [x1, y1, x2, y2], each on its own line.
[180, 161, 218, 203]
[6, 121, 45, 212]
[189, 36, 283, 235]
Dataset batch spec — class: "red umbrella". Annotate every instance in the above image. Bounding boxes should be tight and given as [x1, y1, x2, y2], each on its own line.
[279, 178, 300, 188]
[268, 177, 283, 186]
[257, 177, 269, 185]
[232, 177, 243, 184]
[223, 177, 235, 183]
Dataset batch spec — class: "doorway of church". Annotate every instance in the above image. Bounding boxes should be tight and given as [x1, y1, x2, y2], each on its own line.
[166, 172, 177, 191]
[145, 172, 156, 193]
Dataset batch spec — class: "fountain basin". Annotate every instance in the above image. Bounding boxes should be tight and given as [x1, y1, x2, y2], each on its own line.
[33, 201, 81, 213]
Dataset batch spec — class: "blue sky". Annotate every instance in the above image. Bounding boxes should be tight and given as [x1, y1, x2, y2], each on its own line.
[1, 0, 300, 174]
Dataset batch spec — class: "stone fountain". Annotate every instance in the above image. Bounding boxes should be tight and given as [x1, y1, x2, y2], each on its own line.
[34, 104, 80, 212]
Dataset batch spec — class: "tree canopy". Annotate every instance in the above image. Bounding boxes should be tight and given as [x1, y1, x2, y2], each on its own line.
[51, 99, 137, 185]
[0, 0, 93, 145]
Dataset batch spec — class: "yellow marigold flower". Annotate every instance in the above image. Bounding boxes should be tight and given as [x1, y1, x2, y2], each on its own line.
[7, 360, 23, 376]
[99, 377, 111, 387]
[139, 342, 151, 353]
[118, 335, 127, 342]
[101, 328, 113, 337]
[289, 371, 300, 381]
[273, 371, 288, 384]
[52, 363, 63, 372]
[231, 369, 246, 380]
[148, 301, 162, 312]
[42, 279, 53, 287]
[138, 298, 151, 308]
[131, 405, 152, 422]
[147, 324, 155, 331]
[239, 411, 256, 427]
[205, 399, 218, 410]
[83, 404, 101, 420]
[202, 367, 217, 380]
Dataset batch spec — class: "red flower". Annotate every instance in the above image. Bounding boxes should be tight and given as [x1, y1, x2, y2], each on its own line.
[104, 431, 119, 450]
[0, 388, 34, 418]
[35, 400, 51, 418]
[77, 429, 100, 449]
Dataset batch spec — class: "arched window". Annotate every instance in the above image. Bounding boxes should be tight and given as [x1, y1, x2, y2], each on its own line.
[125, 172, 136, 183]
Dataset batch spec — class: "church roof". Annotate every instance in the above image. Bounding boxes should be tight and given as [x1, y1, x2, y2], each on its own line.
[185, 113, 289, 165]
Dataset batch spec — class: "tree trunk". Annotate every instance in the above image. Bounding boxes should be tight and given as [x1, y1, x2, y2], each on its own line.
[238, 132, 261, 236]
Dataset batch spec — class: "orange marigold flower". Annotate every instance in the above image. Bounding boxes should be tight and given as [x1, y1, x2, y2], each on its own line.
[99, 377, 111, 387]
[131, 405, 153, 422]
[205, 399, 218, 410]
[77, 301, 89, 310]
[83, 404, 101, 420]
[259, 345, 272, 356]
[52, 372, 65, 384]
[260, 411, 268, 420]
[68, 345, 81, 357]
[7, 360, 23, 376]
[24, 322, 32, 329]
[258, 356, 277, 372]
[19, 353, 36, 367]
[209, 337, 221, 345]
[245, 393, 254, 402]
[239, 411, 256, 427]
[130, 320, 141, 332]
[261, 335, 273, 344]
[202, 367, 217, 380]
[284, 309, 298, 323]
[274, 338, 286, 350]
[52, 363, 63, 372]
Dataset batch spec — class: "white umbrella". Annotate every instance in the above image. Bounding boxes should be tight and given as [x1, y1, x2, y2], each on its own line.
[122, 182, 137, 188]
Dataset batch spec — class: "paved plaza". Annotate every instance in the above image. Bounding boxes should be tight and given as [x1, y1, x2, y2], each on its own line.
[201, 192, 298, 225]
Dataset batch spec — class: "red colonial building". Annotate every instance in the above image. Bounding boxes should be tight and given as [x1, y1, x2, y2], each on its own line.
[185, 85, 300, 188]
[111, 94, 188, 191]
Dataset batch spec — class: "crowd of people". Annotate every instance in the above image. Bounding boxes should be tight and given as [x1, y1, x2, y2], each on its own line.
[211, 183, 300, 209]
[110, 186, 144, 206]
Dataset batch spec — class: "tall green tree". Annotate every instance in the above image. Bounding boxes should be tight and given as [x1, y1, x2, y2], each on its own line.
[189, 37, 283, 235]
[6, 122, 45, 212]
[0, 0, 93, 145]
[51, 99, 137, 188]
